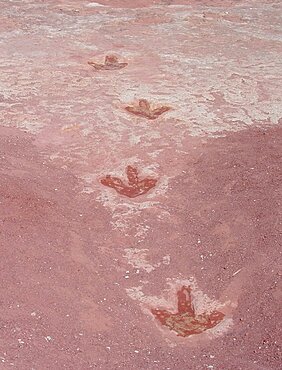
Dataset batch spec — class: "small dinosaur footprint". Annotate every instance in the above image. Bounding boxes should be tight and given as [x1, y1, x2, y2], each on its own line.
[88, 55, 128, 70]
[151, 286, 224, 337]
[125, 99, 171, 120]
[100, 165, 157, 198]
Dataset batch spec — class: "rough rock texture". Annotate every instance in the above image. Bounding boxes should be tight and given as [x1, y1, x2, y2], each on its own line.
[0, 1, 281, 369]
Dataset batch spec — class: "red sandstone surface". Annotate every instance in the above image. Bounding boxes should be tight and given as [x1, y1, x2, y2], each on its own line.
[0, 0, 281, 369]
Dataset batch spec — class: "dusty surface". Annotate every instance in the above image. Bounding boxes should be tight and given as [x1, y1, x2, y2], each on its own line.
[0, 0, 281, 369]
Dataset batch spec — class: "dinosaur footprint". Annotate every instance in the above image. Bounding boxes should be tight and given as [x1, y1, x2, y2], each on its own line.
[100, 165, 157, 198]
[151, 286, 225, 337]
[88, 55, 128, 71]
[125, 99, 171, 120]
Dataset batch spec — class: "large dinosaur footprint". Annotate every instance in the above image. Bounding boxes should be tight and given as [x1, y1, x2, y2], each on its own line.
[100, 165, 157, 198]
[151, 286, 224, 337]
[125, 99, 171, 120]
[88, 55, 128, 71]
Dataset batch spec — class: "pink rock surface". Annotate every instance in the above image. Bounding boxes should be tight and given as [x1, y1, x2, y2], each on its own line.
[0, 0, 281, 369]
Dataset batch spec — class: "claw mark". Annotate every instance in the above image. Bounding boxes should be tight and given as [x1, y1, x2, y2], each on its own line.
[125, 99, 171, 120]
[151, 286, 224, 337]
[100, 165, 157, 198]
[61, 123, 81, 132]
[88, 55, 128, 70]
